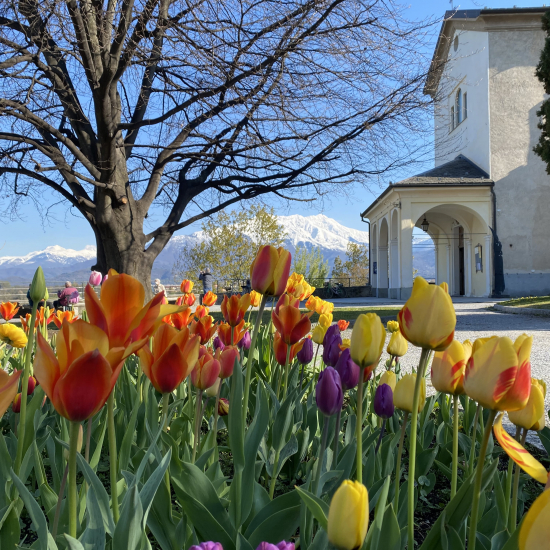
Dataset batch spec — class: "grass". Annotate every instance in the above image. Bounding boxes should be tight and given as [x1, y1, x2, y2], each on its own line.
[499, 296, 550, 309]
[209, 306, 401, 326]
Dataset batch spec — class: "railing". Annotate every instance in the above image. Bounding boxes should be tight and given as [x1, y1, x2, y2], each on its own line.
[0, 282, 88, 304]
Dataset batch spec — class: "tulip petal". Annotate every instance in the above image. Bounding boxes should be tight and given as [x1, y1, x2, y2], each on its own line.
[84, 284, 109, 334]
[34, 332, 61, 401]
[0, 370, 21, 418]
[519, 486, 550, 550]
[493, 414, 548, 484]
[54, 349, 114, 421]
[151, 344, 186, 393]
[251, 246, 279, 294]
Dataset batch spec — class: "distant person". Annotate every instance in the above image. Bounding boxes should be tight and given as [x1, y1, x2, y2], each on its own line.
[27, 284, 45, 309]
[199, 268, 213, 304]
[54, 282, 80, 310]
[153, 278, 166, 296]
[242, 278, 251, 294]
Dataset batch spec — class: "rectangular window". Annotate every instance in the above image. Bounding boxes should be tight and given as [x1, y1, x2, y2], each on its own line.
[451, 106, 455, 131]
[463, 92, 468, 119]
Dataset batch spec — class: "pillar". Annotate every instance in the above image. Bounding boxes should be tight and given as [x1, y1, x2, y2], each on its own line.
[484, 235, 492, 297]
[465, 239, 472, 297]
[446, 245, 451, 293]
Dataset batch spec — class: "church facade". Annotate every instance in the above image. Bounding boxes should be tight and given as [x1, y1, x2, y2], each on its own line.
[361, 7, 550, 298]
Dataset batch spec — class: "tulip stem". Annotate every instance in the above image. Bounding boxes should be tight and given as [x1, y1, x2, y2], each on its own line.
[68, 421, 80, 539]
[451, 394, 459, 499]
[356, 374, 364, 484]
[504, 426, 520, 525]
[509, 428, 527, 533]
[394, 411, 409, 513]
[282, 345, 292, 401]
[333, 407, 342, 468]
[375, 418, 386, 457]
[468, 409, 497, 550]
[407, 347, 431, 550]
[52, 463, 68, 539]
[14, 301, 38, 477]
[313, 416, 330, 496]
[468, 404, 482, 477]
[137, 359, 143, 404]
[212, 381, 222, 460]
[269, 450, 280, 500]
[243, 294, 268, 427]
[107, 392, 120, 523]
[162, 392, 170, 432]
[192, 390, 203, 463]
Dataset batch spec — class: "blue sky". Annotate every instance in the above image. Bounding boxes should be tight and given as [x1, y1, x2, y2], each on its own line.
[1, 0, 545, 256]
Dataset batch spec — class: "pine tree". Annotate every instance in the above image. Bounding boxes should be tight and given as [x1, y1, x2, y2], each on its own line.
[534, 11, 550, 173]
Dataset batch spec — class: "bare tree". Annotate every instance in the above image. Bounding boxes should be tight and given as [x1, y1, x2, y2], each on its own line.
[0, 0, 435, 296]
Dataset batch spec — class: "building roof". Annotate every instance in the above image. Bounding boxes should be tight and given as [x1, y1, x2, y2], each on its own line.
[424, 7, 548, 96]
[360, 155, 493, 218]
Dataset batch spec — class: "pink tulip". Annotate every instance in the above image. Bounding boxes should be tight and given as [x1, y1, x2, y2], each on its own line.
[89, 271, 103, 286]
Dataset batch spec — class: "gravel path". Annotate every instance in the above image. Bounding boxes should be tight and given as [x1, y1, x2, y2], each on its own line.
[339, 301, 550, 446]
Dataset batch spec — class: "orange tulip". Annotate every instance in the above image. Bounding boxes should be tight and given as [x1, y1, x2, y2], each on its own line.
[218, 320, 246, 346]
[191, 348, 221, 390]
[272, 305, 312, 345]
[221, 294, 251, 326]
[202, 291, 218, 307]
[431, 339, 469, 395]
[398, 276, 456, 351]
[137, 324, 200, 394]
[286, 273, 316, 301]
[189, 315, 218, 345]
[50, 309, 79, 329]
[0, 368, 21, 418]
[250, 290, 262, 307]
[195, 305, 209, 319]
[20, 306, 46, 332]
[177, 293, 196, 307]
[171, 306, 193, 329]
[219, 346, 240, 379]
[34, 320, 129, 421]
[337, 320, 350, 332]
[273, 332, 305, 366]
[274, 293, 300, 313]
[0, 302, 19, 321]
[250, 245, 291, 296]
[84, 269, 180, 360]
[180, 279, 194, 294]
[463, 334, 532, 411]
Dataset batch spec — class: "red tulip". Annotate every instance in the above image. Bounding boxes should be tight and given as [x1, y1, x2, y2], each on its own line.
[218, 320, 246, 346]
[180, 279, 194, 294]
[337, 320, 350, 332]
[219, 346, 240, 379]
[250, 245, 291, 296]
[191, 349, 221, 390]
[272, 305, 312, 345]
[189, 315, 218, 345]
[221, 294, 251, 326]
[275, 293, 300, 314]
[273, 333, 305, 366]
[0, 302, 19, 321]
[171, 307, 193, 329]
[177, 293, 196, 307]
[12, 393, 21, 413]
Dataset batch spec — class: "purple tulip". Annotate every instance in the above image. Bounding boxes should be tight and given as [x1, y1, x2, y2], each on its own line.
[190, 543, 223, 550]
[322, 333, 342, 367]
[297, 337, 314, 365]
[256, 543, 295, 550]
[315, 367, 343, 416]
[238, 331, 251, 350]
[89, 271, 102, 286]
[374, 384, 394, 419]
[213, 337, 225, 351]
[334, 348, 360, 391]
[323, 324, 340, 347]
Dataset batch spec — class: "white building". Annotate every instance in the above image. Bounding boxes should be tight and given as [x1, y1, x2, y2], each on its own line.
[361, 7, 550, 298]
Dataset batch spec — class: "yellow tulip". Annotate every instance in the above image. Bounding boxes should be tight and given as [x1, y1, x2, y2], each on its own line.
[379, 371, 396, 391]
[327, 480, 369, 550]
[341, 338, 351, 349]
[387, 320, 400, 333]
[0, 323, 28, 348]
[463, 335, 532, 412]
[520, 489, 550, 550]
[393, 374, 425, 413]
[462, 339, 473, 362]
[386, 331, 408, 357]
[398, 276, 456, 351]
[318, 313, 333, 329]
[430, 339, 468, 395]
[508, 379, 546, 431]
[311, 324, 327, 345]
[350, 313, 385, 373]
[471, 336, 497, 355]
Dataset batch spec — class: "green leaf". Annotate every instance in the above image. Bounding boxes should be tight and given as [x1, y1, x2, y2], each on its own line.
[118, 400, 141, 474]
[376, 504, 401, 550]
[64, 535, 86, 550]
[80, 486, 106, 550]
[272, 391, 296, 453]
[22, 386, 45, 458]
[113, 484, 144, 550]
[0, 504, 20, 549]
[245, 490, 301, 539]
[365, 475, 391, 550]
[295, 486, 329, 531]
[140, 449, 171, 528]
[491, 530, 512, 550]
[500, 523, 520, 550]
[246, 502, 301, 547]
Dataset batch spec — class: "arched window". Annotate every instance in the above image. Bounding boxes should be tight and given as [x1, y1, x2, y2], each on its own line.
[463, 92, 468, 119]
[456, 88, 463, 125]
[451, 106, 455, 130]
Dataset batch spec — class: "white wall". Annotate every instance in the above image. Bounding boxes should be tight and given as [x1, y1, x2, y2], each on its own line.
[434, 29, 491, 174]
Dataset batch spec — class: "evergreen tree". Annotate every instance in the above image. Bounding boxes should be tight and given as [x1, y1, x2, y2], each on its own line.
[534, 11, 550, 173]
[291, 245, 330, 284]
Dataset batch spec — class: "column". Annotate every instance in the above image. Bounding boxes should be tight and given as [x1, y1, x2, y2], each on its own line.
[446, 245, 451, 293]
[434, 246, 439, 284]
[484, 235, 492, 297]
[465, 239, 472, 297]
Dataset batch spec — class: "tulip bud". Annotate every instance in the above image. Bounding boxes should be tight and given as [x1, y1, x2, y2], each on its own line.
[63, 424, 83, 461]
[213, 336, 225, 351]
[379, 371, 396, 391]
[374, 384, 395, 419]
[180, 279, 194, 294]
[508, 378, 546, 431]
[386, 331, 408, 357]
[334, 348, 360, 391]
[323, 324, 340, 347]
[27, 375, 36, 395]
[337, 319, 350, 332]
[205, 378, 221, 397]
[50, 333, 57, 348]
[191, 350, 221, 390]
[393, 373, 425, 413]
[29, 266, 46, 304]
[297, 337, 314, 365]
[315, 367, 343, 416]
[89, 271, 103, 286]
[350, 313, 385, 373]
[219, 346, 239, 379]
[311, 324, 327, 345]
[44, 288, 49, 301]
[189, 543, 223, 550]
[250, 245, 292, 296]
[327, 480, 369, 550]
[387, 320, 400, 333]
[323, 333, 342, 367]
[237, 331, 251, 350]
[218, 397, 229, 416]
[12, 393, 21, 413]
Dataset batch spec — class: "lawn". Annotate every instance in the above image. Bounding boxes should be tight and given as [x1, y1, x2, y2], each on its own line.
[499, 296, 550, 309]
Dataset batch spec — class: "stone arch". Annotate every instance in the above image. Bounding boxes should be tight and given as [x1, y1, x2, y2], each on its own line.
[390, 209, 400, 298]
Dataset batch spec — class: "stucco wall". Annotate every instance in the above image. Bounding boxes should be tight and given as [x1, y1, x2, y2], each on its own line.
[488, 25, 550, 295]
